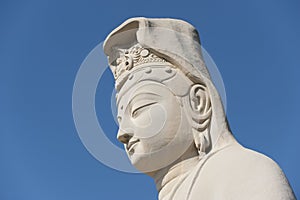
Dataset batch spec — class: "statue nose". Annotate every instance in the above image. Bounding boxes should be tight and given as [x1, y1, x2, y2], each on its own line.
[117, 129, 133, 144]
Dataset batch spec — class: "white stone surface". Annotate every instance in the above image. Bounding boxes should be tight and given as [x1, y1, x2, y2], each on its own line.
[103, 17, 295, 200]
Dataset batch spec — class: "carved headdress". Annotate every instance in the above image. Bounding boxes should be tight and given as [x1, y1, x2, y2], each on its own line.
[103, 17, 211, 90]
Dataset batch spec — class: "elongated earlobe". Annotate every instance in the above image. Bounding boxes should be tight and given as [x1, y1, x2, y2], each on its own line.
[189, 84, 212, 158]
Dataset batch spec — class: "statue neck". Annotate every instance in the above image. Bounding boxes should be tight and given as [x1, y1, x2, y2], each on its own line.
[149, 144, 199, 200]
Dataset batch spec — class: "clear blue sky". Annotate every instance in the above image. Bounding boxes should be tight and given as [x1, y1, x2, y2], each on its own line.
[1, 0, 299, 199]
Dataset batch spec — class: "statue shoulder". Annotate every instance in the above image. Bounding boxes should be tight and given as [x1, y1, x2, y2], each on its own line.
[189, 144, 296, 200]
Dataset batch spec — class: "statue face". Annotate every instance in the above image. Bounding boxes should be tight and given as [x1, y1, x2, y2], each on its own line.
[116, 81, 194, 172]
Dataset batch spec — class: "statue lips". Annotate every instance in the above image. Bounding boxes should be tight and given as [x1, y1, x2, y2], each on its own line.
[127, 139, 140, 153]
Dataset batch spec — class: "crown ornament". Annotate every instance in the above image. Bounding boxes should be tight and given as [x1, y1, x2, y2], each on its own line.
[113, 44, 167, 80]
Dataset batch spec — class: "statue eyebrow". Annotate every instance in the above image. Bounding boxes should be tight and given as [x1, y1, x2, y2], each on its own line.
[128, 92, 161, 105]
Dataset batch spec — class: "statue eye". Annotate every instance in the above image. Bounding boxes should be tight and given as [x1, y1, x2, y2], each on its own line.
[131, 101, 157, 118]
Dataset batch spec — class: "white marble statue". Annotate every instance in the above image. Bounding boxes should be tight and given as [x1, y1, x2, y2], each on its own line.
[103, 17, 296, 200]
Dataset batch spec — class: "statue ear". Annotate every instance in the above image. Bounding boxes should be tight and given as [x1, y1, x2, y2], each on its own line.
[189, 84, 212, 157]
[190, 84, 210, 114]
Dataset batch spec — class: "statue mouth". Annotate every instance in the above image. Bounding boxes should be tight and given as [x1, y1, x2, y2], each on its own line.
[127, 139, 140, 153]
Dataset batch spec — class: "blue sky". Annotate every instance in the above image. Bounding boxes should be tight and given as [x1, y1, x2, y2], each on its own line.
[1, 0, 299, 199]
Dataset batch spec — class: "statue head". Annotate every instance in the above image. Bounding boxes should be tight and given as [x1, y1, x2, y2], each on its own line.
[103, 17, 231, 173]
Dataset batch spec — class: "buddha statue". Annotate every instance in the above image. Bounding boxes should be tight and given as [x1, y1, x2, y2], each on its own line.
[103, 17, 295, 200]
